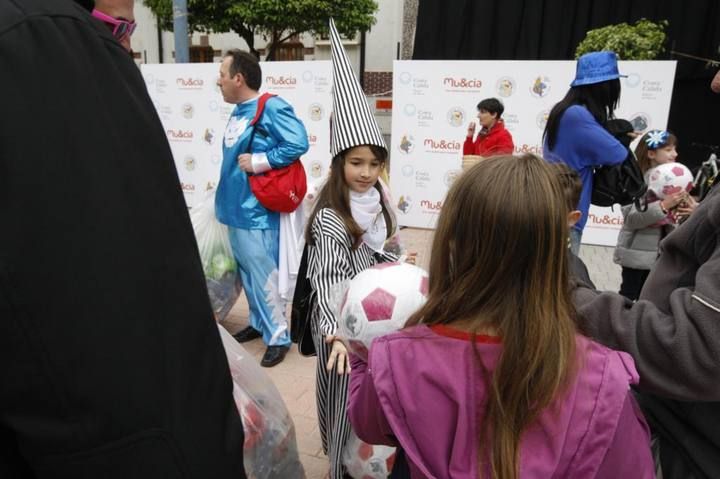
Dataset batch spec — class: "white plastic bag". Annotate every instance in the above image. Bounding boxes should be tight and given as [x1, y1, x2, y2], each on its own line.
[190, 189, 241, 321]
[342, 431, 396, 479]
[217, 326, 305, 479]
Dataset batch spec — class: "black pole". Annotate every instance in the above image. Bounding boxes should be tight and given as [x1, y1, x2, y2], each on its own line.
[156, 16, 164, 63]
[359, 30, 366, 89]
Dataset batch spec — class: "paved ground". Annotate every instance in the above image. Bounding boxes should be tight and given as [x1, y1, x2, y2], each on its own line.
[221, 228, 621, 478]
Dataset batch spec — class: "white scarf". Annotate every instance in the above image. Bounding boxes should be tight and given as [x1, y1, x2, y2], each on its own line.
[350, 188, 387, 252]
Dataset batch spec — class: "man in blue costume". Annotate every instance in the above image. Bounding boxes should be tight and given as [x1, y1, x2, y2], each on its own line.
[216, 50, 309, 367]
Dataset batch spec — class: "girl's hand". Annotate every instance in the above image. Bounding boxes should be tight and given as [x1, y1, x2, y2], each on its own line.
[661, 192, 686, 211]
[675, 194, 698, 219]
[325, 335, 351, 375]
[467, 122, 476, 138]
[404, 252, 418, 265]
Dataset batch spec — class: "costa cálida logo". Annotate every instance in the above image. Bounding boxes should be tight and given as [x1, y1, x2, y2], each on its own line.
[176, 78, 204, 89]
[443, 77, 482, 91]
[166, 129, 194, 142]
[423, 138, 461, 153]
[307, 133, 318, 145]
[265, 76, 297, 88]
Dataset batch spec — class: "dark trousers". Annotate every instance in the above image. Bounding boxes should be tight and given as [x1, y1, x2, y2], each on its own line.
[619, 267, 651, 301]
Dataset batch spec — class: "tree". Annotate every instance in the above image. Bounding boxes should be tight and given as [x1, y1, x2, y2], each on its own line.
[575, 19, 668, 60]
[143, 0, 379, 60]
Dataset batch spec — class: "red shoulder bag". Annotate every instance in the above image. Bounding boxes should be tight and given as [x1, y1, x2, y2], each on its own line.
[246, 93, 307, 213]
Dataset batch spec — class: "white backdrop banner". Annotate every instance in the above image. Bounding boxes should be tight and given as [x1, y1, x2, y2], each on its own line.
[141, 61, 332, 209]
[389, 60, 677, 246]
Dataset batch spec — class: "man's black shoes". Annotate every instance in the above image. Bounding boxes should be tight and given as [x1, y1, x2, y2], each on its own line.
[261, 346, 289, 367]
[233, 326, 262, 343]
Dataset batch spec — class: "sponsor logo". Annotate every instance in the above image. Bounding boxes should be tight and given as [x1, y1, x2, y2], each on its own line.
[205, 181, 217, 191]
[444, 170, 461, 187]
[156, 104, 172, 120]
[417, 110, 433, 121]
[398, 72, 412, 85]
[398, 134, 415, 154]
[309, 161, 323, 178]
[401, 164, 414, 177]
[624, 73, 641, 88]
[503, 113, 520, 130]
[309, 103, 324, 121]
[403, 104, 417, 116]
[166, 129, 193, 141]
[397, 195, 412, 214]
[443, 77, 482, 91]
[211, 154, 221, 165]
[184, 155, 196, 171]
[265, 75, 297, 87]
[203, 128, 215, 145]
[208, 100, 219, 112]
[176, 77, 204, 89]
[415, 170, 431, 189]
[180, 182, 195, 192]
[420, 199, 443, 212]
[536, 109, 550, 130]
[629, 112, 650, 132]
[496, 76, 516, 97]
[302, 70, 314, 83]
[530, 75, 551, 98]
[423, 138, 461, 153]
[641, 80, 662, 100]
[143, 73, 155, 84]
[181, 103, 194, 119]
[308, 133, 318, 145]
[587, 213, 624, 227]
[412, 77, 429, 90]
[642, 80, 662, 92]
[446, 107, 465, 127]
[513, 143, 543, 155]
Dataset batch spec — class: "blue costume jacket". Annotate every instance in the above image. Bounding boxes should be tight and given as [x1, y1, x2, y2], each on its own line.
[216, 95, 309, 230]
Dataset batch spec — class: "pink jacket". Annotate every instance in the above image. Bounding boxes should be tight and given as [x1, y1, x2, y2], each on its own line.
[348, 325, 655, 478]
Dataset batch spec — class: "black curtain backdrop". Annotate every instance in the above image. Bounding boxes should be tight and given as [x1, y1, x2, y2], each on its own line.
[413, 0, 720, 170]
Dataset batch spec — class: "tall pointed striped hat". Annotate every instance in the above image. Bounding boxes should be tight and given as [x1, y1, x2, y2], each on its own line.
[329, 18, 386, 157]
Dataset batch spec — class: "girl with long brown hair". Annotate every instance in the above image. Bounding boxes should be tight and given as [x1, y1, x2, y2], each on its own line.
[347, 154, 654, 478]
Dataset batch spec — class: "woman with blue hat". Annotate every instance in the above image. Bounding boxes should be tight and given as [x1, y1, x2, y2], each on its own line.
[543, 51, 630, 253]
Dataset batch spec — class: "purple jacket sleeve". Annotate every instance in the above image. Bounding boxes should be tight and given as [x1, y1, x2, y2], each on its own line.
[347, 353, 398, 447]
[595, 394, 655, 478]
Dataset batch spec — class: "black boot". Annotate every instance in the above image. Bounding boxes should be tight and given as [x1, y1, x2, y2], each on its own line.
[261, 345, 289, 367]
[233, 326, 262, 343]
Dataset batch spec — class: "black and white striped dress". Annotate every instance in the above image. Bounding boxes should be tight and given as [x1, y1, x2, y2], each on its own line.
[308, 208, 397, 478]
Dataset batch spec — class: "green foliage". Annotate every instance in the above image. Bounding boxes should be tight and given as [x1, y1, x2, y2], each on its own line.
[142, 0, 379, 60]
[575, 19, 668, 60]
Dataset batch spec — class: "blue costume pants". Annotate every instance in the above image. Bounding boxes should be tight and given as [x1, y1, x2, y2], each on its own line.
[228, 228, 290, 346]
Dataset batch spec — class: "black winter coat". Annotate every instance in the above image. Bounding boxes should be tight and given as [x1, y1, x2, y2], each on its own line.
[0, 1, 246, 477]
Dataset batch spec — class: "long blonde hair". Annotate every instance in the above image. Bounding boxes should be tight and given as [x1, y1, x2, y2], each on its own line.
[406, 154, 577, 479]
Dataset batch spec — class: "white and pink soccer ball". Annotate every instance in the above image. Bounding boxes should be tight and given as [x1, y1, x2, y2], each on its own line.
[338, 262, 429, 361]
[342, 431, 396, 479]
[646, 163, 694, 199]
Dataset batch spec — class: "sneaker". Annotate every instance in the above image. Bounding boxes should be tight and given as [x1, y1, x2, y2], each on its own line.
[260, 345, 289, 367]
[232, 326, 262, 343]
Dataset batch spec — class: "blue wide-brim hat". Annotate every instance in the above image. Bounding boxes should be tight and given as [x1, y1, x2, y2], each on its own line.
[571, 51, 627, 87]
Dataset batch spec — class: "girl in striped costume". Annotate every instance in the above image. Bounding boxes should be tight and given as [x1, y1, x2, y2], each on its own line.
[304, 144, 398, 478]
